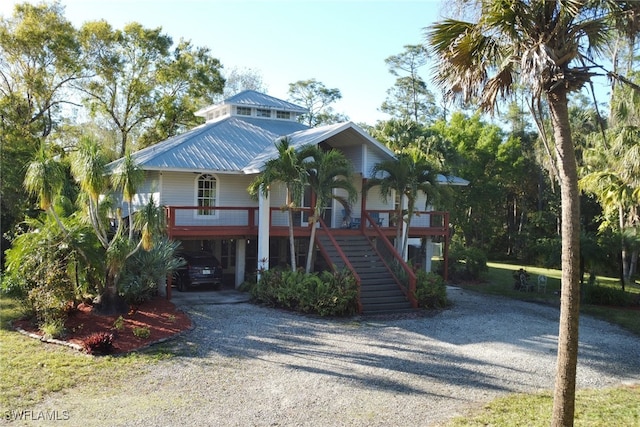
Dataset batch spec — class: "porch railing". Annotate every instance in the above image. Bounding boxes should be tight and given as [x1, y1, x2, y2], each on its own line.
[165, 205, 449, 242]
[165, 206, 259, 238]
[362, 212, 418, 308]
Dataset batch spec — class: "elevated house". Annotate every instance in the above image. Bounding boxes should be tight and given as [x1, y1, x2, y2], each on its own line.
[108, 90, 467, 314]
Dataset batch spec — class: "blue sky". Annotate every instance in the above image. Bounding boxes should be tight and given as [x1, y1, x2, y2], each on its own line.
[1, 0, 446, 125]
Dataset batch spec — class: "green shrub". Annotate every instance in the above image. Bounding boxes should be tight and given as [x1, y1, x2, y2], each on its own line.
[113, 315, 125, 331]
[3, 216, 102, 325]
[414, 270, 448, 309]
[118, 237, 184, 305]
[40, 318, 66, 339]
[299, 270, 358, 316]
[132, 326, 151, 339]
[449, 245, 488, 281]
[583, 284, 632, 307]
[251, 268, 358, 316]
[26, 259, 75, 328]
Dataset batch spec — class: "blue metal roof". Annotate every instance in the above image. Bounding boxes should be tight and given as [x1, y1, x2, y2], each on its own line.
[109, 116, 309, 173]
[223, 90, 307, 113]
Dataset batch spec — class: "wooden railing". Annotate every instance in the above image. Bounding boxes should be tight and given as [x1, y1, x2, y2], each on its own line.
[165, 206, 449, 243]
[165, 206, 259, 238]
[316, 217, 363, 313]
[363, 209, 449, 235]
[363, 212, 418, 308]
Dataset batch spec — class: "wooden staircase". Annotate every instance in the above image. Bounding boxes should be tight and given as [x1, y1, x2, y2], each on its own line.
[317, 233, 414, 315]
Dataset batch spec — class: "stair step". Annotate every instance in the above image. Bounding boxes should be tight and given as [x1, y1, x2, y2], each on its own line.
[319, 231, 414, 314]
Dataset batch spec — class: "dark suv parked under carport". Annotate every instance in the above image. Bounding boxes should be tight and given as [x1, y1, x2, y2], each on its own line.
[176, 251, 223, 291]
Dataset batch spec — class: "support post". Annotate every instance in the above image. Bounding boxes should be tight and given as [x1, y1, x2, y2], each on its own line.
[257, 186, 270, 280]
[425, 237, 433, 273]
[236, 238, 246, 288]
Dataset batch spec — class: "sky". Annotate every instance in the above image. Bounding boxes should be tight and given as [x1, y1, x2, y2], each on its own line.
[0, 0, 448, 125]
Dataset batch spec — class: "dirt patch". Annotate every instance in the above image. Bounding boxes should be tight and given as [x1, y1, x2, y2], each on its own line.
[13, 297, 192, 354]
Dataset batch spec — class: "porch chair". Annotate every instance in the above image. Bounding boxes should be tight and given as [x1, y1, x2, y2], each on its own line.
[341, 209, 360, 229]
[537, 275, 547, 293]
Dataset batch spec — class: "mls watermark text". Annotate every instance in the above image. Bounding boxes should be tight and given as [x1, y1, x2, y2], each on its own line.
[4, 409, 70, 422]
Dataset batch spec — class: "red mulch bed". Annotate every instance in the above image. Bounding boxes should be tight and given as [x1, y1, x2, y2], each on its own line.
[13, 297, 192, 355]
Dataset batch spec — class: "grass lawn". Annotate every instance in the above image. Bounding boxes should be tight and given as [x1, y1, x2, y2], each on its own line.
[445, 261, 640, 426]
[446, 384, 640, 426]
[462, 262, 640, 336]
[0, 297, 174, 410]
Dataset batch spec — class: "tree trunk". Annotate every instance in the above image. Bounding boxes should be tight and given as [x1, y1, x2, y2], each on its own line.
[396, 194, 405, 254]
[619, 205, 628, 291]
[306, 211, 318, 274]
[549, 91, 582, 427]
[630, 249, 638, 282]
[286, 190, 297, 271]
[95, 273, 128, 315]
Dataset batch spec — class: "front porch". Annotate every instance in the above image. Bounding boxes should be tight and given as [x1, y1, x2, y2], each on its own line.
[165, 205, 451, 313]
[166, 206, 450, 240]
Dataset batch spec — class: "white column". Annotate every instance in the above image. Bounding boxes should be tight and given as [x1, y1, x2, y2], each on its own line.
[257, 186, 270, 279]
[235, 238, 246, 288]
[424, 237, 433, 273]
[401, 197, 409, 260]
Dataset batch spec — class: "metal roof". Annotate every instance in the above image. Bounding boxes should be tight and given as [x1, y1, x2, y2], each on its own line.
[224, 90, 308, 113]
[195, 90, 308, 117]
[108, 116, 309, 173]
[242, 121, 396, 173]
[437, 174, 469, 186]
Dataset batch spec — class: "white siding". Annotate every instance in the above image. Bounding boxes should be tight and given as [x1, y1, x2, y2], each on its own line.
[365, 147, 387, 178]
[269, 182, 290, 227]
[125, 171, 160, 217]
[162, 172, 257, 227]
[411, 193, 435, 227]
[160, 171, 196, 206]
[340, 145, 363, 175]
[160, 172, 297, 227]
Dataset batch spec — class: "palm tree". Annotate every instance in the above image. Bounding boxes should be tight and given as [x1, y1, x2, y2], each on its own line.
[71, 137, 155, 313]
[367, 148, 440, 259]
[70, 137, 110, 247]
[111, 151, 145, 241]
[581, 126, 640, 289]
[426, 2, 640, 424]
[248, 138, 313, 271]
[24, 146, 68, 232]
[304, 148, 357, 273]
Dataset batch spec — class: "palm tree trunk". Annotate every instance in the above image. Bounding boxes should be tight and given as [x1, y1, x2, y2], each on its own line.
[127, 200, 134, 241]
[619, 205, 628, 290]
[286, 190, 297, 271]
[548, 91, 581, 427]
[306, 210, 318, 274]
[395, 194, 405, 254]
[402, 206, 414, 260]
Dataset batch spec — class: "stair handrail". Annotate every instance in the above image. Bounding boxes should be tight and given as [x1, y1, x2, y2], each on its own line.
[363, 212, 418, 308]
[316, 217, 363, 313]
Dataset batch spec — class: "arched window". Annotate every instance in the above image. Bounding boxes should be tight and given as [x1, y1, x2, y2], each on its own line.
[196, 174, 216, 216]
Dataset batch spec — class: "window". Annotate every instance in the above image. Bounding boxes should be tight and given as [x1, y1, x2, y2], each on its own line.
[236, 106, 252, 116]
[196, 174, 216, 215]
[256, 108, 271, 118]
[276, 110, 291, 119]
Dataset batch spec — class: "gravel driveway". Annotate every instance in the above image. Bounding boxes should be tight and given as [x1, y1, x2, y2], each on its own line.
[25, 286, 640, 426]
